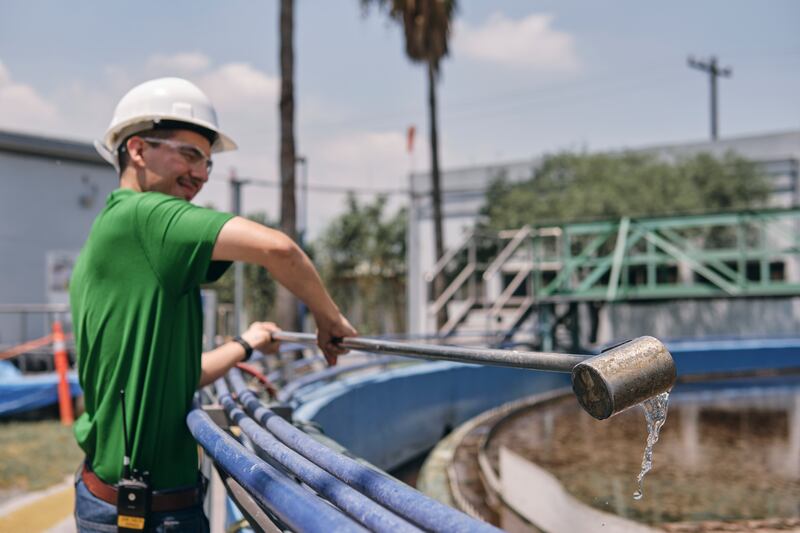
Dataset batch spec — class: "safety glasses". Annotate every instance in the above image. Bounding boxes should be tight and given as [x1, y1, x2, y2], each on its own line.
[140, 137, 213, 173]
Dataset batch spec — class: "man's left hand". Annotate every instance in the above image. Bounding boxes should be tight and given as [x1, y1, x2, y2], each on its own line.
[241, 322, 281, 355]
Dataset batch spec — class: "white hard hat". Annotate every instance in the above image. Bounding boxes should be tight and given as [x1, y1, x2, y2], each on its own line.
[95, 77, 237, 169]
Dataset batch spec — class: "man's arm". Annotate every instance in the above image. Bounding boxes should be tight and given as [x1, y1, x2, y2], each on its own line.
[199, 322, 280, 388]
[211, 216, 357, 364]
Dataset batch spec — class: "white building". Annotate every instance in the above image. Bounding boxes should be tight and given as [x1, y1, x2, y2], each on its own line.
[0, 130, 117, 349]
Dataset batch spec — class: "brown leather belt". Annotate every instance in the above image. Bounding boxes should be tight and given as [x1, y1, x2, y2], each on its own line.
[81, 463, 201, 513]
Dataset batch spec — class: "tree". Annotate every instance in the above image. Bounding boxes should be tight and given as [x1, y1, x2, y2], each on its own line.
[362, 0, 457, 328]
[481, 151, 771, 231]
[480, 151, 770, 348]
[276, 0, 300, 331]
[314, 194, 407, 335]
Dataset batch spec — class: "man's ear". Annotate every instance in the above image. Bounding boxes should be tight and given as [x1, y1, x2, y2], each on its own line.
[126, 137, 147, 169]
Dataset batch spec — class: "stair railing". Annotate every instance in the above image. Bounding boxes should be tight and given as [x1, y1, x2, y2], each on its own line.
[429, 239, 478, 335]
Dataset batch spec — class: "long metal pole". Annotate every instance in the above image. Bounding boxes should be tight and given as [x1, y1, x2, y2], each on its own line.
[271, 331, 586, 373]
[270, 333, 676, 420]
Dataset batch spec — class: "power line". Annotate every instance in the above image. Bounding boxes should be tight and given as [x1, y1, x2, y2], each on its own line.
[688, 55, 733, 140]
[210, 176, 410, 196]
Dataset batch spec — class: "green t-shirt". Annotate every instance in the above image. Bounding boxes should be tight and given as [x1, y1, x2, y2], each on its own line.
[70, 189, 233, 489]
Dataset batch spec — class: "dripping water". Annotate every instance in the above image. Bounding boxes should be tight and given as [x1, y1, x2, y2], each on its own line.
[633, 391, 670, 500]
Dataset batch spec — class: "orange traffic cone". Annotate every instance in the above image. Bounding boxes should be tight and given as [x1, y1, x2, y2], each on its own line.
[52, 321, 74, 425]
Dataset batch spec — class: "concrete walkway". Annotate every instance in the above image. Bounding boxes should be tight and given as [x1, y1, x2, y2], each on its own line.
[0, 478, 75, 532]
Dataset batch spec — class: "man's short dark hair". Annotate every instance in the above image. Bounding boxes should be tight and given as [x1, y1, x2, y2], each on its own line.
[117, 128, 175, 176]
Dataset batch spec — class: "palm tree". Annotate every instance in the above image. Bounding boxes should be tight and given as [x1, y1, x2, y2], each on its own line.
[277, 0, 300, 331]
[362, 0, 457, 329]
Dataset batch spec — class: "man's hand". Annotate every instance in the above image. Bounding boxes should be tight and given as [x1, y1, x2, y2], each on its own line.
[315, 313, 357, 366]
[240, 322, 281, 355]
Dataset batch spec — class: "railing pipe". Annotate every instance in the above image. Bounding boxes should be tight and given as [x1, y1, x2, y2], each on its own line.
[186, 407, 367, 533]
[424, 229, 474, 283]
[482, 225, 530, 281]
[489, 265, 533, 316]
[430, 263, 476, 315]
[227, 369, 502, 533]
[215, 379, 423, 533]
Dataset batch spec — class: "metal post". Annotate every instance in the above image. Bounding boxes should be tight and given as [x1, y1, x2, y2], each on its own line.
[230, 171, 249, 334]
[539, 304, 553, 352]
[468, 238, 477, 303]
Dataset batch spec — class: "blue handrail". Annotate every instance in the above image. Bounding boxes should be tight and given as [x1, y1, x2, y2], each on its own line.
[186, 407, 367, 532]
[227, 368, 502, 533]
[215, 378, 422, 533]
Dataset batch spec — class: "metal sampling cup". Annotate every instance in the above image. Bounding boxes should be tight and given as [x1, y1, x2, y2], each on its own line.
[571, 336, 676, 420]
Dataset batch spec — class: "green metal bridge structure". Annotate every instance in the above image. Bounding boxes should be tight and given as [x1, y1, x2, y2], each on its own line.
[424, 207, 800, 351]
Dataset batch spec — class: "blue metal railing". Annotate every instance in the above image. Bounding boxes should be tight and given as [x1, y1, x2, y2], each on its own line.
[187, 407, 367, 532]
[215, 378, 422, 532]
[227, 368, 502, 533]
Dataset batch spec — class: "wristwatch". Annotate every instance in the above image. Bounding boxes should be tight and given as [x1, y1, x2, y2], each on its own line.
[232, 335, 254, 361]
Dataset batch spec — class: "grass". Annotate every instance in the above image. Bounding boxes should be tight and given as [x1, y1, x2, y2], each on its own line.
[0, 419, 83, 493]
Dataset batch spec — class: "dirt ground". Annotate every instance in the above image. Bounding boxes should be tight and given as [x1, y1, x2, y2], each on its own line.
[0, 419, 83, 503]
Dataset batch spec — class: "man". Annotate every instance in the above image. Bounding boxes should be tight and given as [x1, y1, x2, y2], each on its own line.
[70, 77, 356, 531]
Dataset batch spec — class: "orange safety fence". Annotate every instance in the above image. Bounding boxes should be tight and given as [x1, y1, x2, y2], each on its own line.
[0, 332, 73, 361]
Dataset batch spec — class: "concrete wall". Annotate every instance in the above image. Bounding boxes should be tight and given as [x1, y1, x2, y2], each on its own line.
[599, 297, 800, 343]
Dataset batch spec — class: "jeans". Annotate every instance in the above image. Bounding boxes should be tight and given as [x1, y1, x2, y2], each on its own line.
[74, 466, 209, 533]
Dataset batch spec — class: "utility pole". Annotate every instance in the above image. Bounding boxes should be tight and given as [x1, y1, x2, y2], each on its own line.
[295, 155, 308, 331]
[278, 0, 300, 333]
[688, 55, 732, 140]
[229, 169, 249, 334]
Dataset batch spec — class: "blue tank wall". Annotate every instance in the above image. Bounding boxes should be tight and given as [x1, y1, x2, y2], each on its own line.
[293, 362, 569, 471]
[667, 337, 800, 375]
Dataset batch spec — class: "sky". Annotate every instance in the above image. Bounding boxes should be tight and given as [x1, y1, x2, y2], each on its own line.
[1, 1, 798, 238]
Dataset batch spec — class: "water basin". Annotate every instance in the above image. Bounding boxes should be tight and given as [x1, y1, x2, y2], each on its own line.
[484, 376, 800, 526]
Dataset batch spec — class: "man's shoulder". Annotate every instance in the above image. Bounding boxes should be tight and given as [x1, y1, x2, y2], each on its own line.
[132, 191, 187, 210]
[132, 192, 221, 218]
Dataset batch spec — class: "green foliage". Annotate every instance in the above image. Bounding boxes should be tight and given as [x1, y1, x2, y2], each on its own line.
[482, 151, 771, 231]
[360, 0, 457, 72]
[314, 194, 407, 335]
[204, 212, 277, 323]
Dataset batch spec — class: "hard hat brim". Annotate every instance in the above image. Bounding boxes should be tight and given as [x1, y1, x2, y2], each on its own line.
[105, 115, 238, 154]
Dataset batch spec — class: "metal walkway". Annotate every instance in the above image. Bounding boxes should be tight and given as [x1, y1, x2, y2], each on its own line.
[424, 207, 800, 345]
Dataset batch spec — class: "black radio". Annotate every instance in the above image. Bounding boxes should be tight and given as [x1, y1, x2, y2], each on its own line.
[117, 390, 150, 532]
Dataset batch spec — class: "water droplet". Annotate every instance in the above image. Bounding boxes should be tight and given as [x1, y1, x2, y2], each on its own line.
[632, 490, 642, 500]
